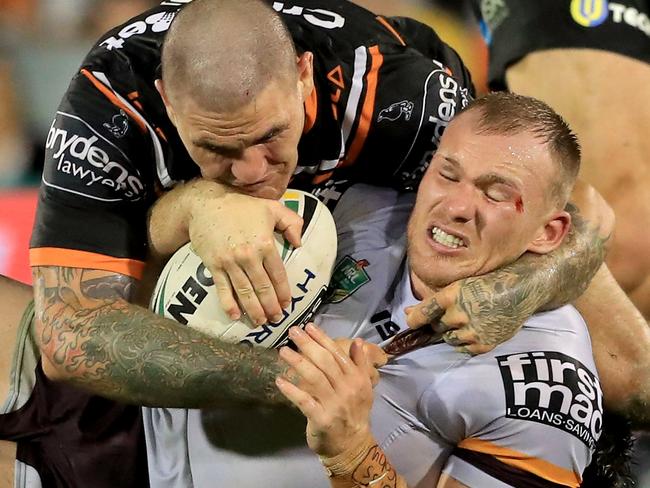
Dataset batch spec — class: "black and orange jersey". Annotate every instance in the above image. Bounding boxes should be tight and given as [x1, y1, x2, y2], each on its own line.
[30, 0, 474, 277]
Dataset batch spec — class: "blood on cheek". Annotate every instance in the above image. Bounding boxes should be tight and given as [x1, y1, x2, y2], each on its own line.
[515, 197, 524, 213]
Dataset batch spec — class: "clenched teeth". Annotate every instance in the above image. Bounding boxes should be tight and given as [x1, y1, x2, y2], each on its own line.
[431, 227, 465, 249]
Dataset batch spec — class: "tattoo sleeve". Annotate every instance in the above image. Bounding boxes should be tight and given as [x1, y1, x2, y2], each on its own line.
[455, 204, 608, 346]
[32, 266, 291, 407]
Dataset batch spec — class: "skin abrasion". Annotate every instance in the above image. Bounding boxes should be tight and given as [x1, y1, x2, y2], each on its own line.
[515, 197, 524, 213]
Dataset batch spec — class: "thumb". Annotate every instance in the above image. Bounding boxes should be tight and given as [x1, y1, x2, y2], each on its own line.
[350, 338, 368, 367]
[362, 342, 388, 368]
[272, 202, 303, 248]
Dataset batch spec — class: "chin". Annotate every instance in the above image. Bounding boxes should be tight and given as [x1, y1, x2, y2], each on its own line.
[412, 256, 474, 290]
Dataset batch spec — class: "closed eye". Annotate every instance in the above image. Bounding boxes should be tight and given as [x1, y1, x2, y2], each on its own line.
[485, 185, 513, 203]
[439, 171, 459, 182]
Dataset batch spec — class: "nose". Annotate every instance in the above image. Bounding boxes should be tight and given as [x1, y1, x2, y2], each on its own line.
[230, 146, 269, 185]
[442, 183, 477, 224]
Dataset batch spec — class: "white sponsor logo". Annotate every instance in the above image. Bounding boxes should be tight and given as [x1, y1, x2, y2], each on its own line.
[272, 2, 345, 29]
[45, 116, 143, 199]
[498, 351, 603, 448]
[377, 100, 414, 123]
[609, 2, 650, 36]
[100, 11, 178, 51]
[400, 62, 471, 188]
[103, 110, 129, 138]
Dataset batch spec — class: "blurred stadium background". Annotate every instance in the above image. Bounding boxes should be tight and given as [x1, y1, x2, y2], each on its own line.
[0, 1, 647, 485]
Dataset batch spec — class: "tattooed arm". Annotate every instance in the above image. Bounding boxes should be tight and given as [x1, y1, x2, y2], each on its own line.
[32, 266, 291, 407]
[402, 181, 614, 354]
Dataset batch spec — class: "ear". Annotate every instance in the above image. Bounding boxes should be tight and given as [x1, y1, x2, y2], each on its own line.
[527, 210, 572, 254]
[155, 79, 178, 127]
[296, 52, 314, 102]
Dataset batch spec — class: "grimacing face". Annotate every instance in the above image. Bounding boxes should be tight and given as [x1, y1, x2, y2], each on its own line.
[407, 109, 570, 295]
[158, 54, 314, 200]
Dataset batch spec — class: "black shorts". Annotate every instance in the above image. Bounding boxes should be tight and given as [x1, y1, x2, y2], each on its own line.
[475, 0, 650, 89]
[0, 302, 149, 488]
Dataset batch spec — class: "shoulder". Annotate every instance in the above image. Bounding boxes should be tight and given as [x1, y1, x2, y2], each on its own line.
[330, 184, 415, 249]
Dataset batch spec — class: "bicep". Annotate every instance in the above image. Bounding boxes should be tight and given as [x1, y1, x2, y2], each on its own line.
[32, 266, 138, 378]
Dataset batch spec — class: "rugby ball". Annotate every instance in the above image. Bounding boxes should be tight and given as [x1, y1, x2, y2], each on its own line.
[150, 189, 337, 349]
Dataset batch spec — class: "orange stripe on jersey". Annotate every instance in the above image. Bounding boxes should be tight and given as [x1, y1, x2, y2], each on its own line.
[340, 45, 383, 167]
[80, 69, 147, 133]
[303, 85, 318, 134]
[30, 248, 145, 279]
[376, 16, 406, 46]
[312, 171, 333, 185]
[155, 127, 168, 142]
[457, 438, 581, 488]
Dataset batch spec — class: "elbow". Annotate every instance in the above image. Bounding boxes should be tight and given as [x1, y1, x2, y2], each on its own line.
[602, 365, 650, 428]
[37, 329, 73, 383]
[33, 315, 82, 384]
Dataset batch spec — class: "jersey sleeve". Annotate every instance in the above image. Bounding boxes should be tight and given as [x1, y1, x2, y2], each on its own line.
[418, 340, 599, 488]
[314, 18, 475, 193]
[30, 67, 156, 278]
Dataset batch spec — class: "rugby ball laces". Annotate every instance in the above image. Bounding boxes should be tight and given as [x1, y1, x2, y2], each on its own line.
[150, 189, 337, 349]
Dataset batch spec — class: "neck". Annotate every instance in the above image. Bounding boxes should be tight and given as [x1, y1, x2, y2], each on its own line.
[409, 269, 441, 301]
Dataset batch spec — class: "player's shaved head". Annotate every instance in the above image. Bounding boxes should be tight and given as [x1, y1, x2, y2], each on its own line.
[161, 0, 298, 111]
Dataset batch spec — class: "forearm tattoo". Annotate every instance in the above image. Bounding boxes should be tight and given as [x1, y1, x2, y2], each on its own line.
[32, 266, 290, 407]
[455, 204, 608, 346]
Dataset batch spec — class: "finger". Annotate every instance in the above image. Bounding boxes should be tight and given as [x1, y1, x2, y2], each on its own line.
[222, 260, 266, 325]
[360, 342, 387, 368]
[275, 376, 321, 418]
[432, 319, 450, 334]
[437, 307, 470, 333]
[303, 323, 353, 372]
[211, 269, 241, 320]
[279, 344, 337, 394]
[273, 203, 303, 248]
[288, 327, 346, 384]
[405, 297, 445, 329]
[262, 248, 291, 311]
[349, 338, 368, 368]
[354, 340, 381, 387]
[406, 282, 461, 329]
[242, 256, 284, 323]
[442, 329, 477, 347]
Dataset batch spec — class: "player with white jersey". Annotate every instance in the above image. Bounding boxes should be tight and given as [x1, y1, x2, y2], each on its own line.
[146, 93, 600, 487]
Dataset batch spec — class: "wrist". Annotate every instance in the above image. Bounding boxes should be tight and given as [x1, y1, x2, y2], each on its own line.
[182, 178, 232, 230]
[319, 430, 375, 477]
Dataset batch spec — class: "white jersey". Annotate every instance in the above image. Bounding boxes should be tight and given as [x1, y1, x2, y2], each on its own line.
[144, 184, 600, 488]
